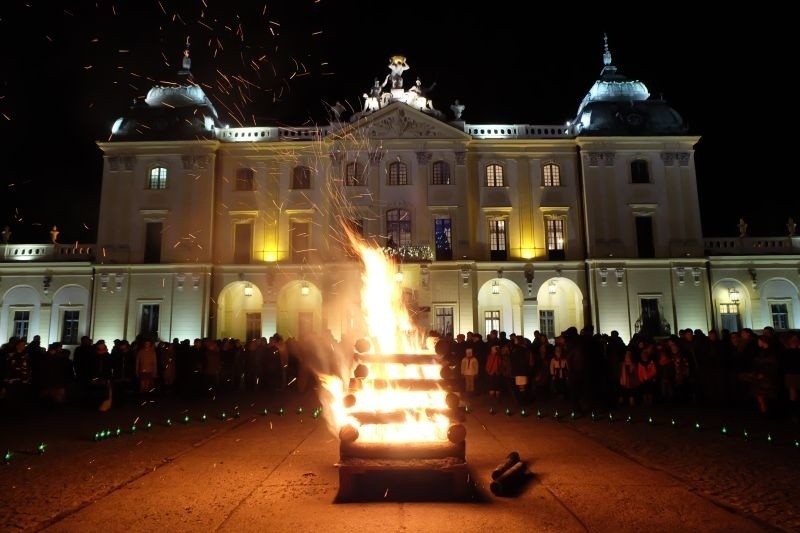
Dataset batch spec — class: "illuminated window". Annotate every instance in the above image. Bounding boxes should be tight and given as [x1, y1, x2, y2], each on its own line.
[292, 166, 312, 189]
[485, 164, 504, 187]
[148, 166, 168, 189]
[484, 310, 500, 336]
[631, 159, 650, 183]
[542, 163, 561, 187]
[434, 218, 452, 260]
[539, 310, 555, 340]
[545, 218, 565, 260]
[13, 310, 30, 339]
[140, 304, 160, 339]
[345, 162, 365, 186]
[388, 162, 408, 185]
[61, 310, 80, 345]
[235, 168, 254, 191]
[386, 208, 411, 247]
[770, 302, 791, 330]
[432, 161, 451, 185]
[489, 219, 507, 260]
[435, 307, 454, 337]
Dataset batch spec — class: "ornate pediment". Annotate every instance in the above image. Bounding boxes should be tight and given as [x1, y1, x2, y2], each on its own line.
[341, 103, 470, 141]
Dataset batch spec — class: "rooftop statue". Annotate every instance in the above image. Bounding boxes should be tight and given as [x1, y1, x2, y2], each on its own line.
[450, 99, 465, 120]
[178, 37, 192, 77]
[383, 55, 410, 90]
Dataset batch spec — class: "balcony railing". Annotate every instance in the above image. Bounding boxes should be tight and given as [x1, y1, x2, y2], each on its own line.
[1, 243, 96, 262]
[704, 236, 800, 255]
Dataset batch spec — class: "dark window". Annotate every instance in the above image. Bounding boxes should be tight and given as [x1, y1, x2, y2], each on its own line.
[234, 223, 253, 264]
[144, 222, 163, 263]
[639, 298, 664, 338]
[291, 221, 310, 263]
[246, 313, 262, 342]
[61, 310, 80, 345]
[140, 304, 160, 339]
[292, 166, 312, 189]
[435, 307, 454, 337]
[486, 164, 504, 187]
[631, 160, 650, 184]
[635, 216, 655, 258]
[432, 161, 451, 185]
[386, 209, 412, 247]
[236, 168, 255, 191]
[388, 162, 408, 185]
[434, 218, 452, 260]
[539, 310, 555, 340]
[345, 162, 365, 186]
[148, 167, 167, 189]
[770, 303, 790, 329]
[489, 219, 507, 260]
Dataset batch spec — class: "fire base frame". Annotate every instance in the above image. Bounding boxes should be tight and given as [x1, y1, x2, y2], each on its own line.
[337, 457, 470, 501]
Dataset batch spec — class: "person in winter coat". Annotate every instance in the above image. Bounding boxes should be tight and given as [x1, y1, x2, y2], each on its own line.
[460, 348, 479, 395]
[135, 339, 159, 393]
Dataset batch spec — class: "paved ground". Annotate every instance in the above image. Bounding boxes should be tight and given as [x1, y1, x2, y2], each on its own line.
[1, 389, 798, 532]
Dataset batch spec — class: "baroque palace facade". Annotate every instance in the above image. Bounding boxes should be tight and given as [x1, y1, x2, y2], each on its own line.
[1, 46, 799, 348]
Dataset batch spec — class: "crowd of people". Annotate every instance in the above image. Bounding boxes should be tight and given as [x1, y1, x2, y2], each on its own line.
[2, 325, 799, 423]
[0, 334, 312, 413]
[436, 326, 800, 420]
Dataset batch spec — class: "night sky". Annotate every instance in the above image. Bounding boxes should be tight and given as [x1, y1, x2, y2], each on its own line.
[0, 2, 796, 244]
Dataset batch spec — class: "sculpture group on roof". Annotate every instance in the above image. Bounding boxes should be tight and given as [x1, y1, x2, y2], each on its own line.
[355, 55, 444, 120]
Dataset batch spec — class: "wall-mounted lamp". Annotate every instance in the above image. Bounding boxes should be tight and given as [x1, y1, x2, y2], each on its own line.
[395, 267, 404, 284]
[548, 280, 557, 295]
[43, 275, 52, 295]
[243, 282, 253, 297]
[729, 287, 740, 302]
[176, 273, 186, 291]
[301, 281, 310, 296]
[599, 267, 608, 286]
[491, 280, 500, 295]
[115, 274, 124, 293]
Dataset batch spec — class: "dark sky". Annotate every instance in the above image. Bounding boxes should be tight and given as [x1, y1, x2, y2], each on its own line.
[0, 1, 796, 244]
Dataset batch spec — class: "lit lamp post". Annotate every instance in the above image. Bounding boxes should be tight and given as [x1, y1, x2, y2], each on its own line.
[491, 280, 500, 294]
[300, 281, 310, 296]
[243, 283, 253, 297]
[548, 280, 557, 295]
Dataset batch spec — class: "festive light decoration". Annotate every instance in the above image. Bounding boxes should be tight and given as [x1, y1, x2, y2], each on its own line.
[536, 409, 543, 419]
[115, 427, 122, 437]
[694, 422, 701, 431]
[94, 432, 102, 442]
[165, 418, 173, 426]
[671, 418, 677, 427]
[277, 408, 285, 416]
[201, 414, 208, 422]
[608, 412, 614, 422]
[296, 407, 304, 415]
[767, 434, 773, 444]
[721, 425, 728, 435]
[553, 410, 561, 420]
[262, 408, 269, 416]
[590, 411, 598, 421]
[570, 410, 577, 420]
[37, 443, 47, 454]
[505, 407, 513, 416]
[3, 450, 12, 464]
[464, 405, 471, 414]
[647, 416, 654, 425]
[743, 429, 750, 439]
[220, 412, 228, 420]
[794, 439, 799, 449]
[489, 406, 496, 415]
[626, 415, 633, 424]
[145, 421, 153, 430]
[130, 425, 137, 434]
[520, 409, 529, 417]
[183, 415, 190, 424]
[234, 410, 241, 418]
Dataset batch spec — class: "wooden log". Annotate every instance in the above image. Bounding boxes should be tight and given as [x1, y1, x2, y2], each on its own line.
[355, 354, 441, 365]
[491, 451, 521, 480]
[490, 460, 527, 496]
[447, 424, 466, 444]
[340, 439, 465, 461]
[348, 408, 460, 425]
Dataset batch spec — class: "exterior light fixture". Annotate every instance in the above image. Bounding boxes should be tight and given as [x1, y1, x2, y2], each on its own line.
[729, 287, 740, 302]
[491, 280, 500, 295]
[301, 282, 310, 296]
[243, 283, 253, 297]
[395, 267, 404, 283]
[548, 280, 557, 295]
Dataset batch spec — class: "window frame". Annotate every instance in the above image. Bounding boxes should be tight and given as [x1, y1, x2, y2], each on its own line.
[386, 208, 412, 247]
[235, 167, 255, 191]
[61, 309, 80, 345]
[542, 162, 561, 187]
[12, 308, 31, 340]
[435, 306, 454, 338]
[147, 166, 168, 190]
[485, 163, 504, 187]
[345, 161, 365, 186]
[431, 161, 451, 185]
[292, 166, 312, 190]
[139, 302, 161, 340]
[769, 300, 791, 330]
[630, 159, 650, 184]
[484, 310, 500, 337]
[387, 161, 409, 186]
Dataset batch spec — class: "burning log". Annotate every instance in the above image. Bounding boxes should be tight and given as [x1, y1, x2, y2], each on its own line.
[446, 423, 466, 444]
[355, 354, 441, 365]
[491, 451, 521, 480]
[349, 378, 446, 390]
[489, 460, 528, 496]
[341, 439, 465, 461]
[349, 409, 463, 425]
[339, 424, 359, 443]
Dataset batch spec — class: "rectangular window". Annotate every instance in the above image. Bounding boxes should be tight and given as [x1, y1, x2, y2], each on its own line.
[432, 161, 451, 185]
[631, 160, 650, 184]
[144, 222, 163, 263]
[387, 209, 412, 247]
[635, 216, 655, 258]
[140, 304, 160, 339]
[291, 221, 310, 263]
[148, 167, 168, 190]
[639, 297, 667, 337]
[435, 307, 454, 337]
[292, 166, 312, 189]
[434, 218, 452, 261]
[543, 164, 561, 187]
[388, 162, 408, 185]
[61, 310, 80, 345]
[234, 223, 253, 264]
[13, 310, 30, 339]
[770, 302, 790, 330]
[719, 303, 740, 332]
[246, 312, 262, 341]
[539, 310, 555, 340]
[489, 219, 507, 261]
[236, 168, 255, 191]
[486, 164, 504, 187]
[346, 162, 364, 186]
[545, 218, 565, 260]
[484, 310, 500, 337]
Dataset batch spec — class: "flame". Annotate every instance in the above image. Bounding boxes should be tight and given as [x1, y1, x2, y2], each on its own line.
[318, 228, 453, 445]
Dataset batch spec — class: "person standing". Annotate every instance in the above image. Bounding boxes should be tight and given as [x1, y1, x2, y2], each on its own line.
[135, 339, 158, 394]
[461, 348, 478, 395]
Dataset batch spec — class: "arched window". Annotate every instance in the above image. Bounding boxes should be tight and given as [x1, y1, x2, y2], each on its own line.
[485, 163, 504, 187]
[432, 161, 451, 185]
[236, 168, 255, 191]
[292, 166, 312, 189]
[542, 163, 561, 187]
[345, 161, 364, 186]
[631, 159, 650, 183]
[148, 166, 168, 190]
[388, 161, 408, 185]
[386, 208, 411, 247]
